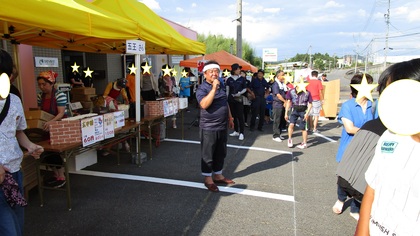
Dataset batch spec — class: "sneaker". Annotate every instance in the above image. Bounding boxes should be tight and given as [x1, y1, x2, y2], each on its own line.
[312, 129, 320, 133]
[287, 139, 293, 148]
[272, 137, 282, 142]
[238, 133, 244, 140]
[52, 179, 66, 188]
[349, 212, 360, 221]
[244, 123, 248, 127]
[279, 136, 285, 140]
[281, 129, 287, 132]
[173, 124, 177, 129]
[296, 143, 307, 149]
[229, 131, 240, 137]
[45, 178, 66, 188]
[332, 200, 344, 214]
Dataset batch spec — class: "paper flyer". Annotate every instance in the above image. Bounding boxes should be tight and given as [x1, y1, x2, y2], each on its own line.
[103, 113, 115, 139]
[81, 117, 95, 147]
[94, 115, 104, 142]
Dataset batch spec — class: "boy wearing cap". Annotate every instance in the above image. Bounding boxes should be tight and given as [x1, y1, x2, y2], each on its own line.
[226, 63, 247, 140]
[284, 81, 313, 149]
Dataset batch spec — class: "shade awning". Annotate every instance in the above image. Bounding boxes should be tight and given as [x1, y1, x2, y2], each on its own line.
[180, 50, 258, 72]
[89, 0, 205, 55]
[0, 0, 205, 55]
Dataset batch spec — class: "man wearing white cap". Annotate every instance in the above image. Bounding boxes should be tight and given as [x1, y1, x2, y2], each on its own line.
[196, 60, 235, 192]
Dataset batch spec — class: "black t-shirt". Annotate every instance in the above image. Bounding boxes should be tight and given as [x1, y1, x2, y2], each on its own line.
[196, 79, 228, 131]
[226, 76, 247, 102]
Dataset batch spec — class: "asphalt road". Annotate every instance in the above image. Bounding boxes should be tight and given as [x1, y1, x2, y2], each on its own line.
[24, 70, 365, 235]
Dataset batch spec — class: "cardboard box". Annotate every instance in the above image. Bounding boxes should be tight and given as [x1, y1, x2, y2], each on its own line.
[26, 119, 46, 129]
[80, 101, 94, 109]
[68, 149, 98, 171]
[25, 110, 55, 121]
[49, 120, 82, 145]
[118, 104, 130, 119]
[71, 94, 97, 102]
[144, 98, 179, 117]
[71, 87, 96, 95]
[321, 80, 340, 118]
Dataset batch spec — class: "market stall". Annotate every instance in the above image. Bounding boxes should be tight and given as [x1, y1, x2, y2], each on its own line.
[180, 50, 258, 72]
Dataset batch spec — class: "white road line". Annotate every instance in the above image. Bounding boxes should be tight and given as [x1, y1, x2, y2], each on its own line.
[312, 132, 337, 142]
[164, 138, 293, 155]
[70, 170, 295, 202]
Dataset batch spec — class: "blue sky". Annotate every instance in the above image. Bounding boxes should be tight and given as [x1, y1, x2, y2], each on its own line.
[141, 0, 420, 60]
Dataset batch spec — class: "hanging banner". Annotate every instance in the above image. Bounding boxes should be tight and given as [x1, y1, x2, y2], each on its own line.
[126, 40, 146, 55]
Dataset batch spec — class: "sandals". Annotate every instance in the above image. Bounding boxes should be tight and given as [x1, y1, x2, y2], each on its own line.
[332, 200, 344, 214]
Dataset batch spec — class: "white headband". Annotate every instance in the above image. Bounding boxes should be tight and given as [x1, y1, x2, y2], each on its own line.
[203, 64, 220, 72]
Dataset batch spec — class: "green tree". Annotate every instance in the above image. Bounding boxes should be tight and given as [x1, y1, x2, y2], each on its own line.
[198, 33, 261, 68]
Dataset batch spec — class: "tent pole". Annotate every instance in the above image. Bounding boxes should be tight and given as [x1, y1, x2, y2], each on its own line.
[12, 44, 24, 103]
[135, 54, 141, 122]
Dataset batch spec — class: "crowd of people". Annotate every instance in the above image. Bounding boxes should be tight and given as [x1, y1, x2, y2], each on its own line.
[2, 46, 420, 235]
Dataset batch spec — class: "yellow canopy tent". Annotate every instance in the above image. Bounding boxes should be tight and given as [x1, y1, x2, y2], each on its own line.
[0, 0, 205, 55]
[89, 0, 205, 55]
[0, 0, 139, 53]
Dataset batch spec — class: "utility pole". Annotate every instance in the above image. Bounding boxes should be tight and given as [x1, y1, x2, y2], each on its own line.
[384, 0, 390, 69]
[236, 0, 242, 58]
[309, 45, 312, 69]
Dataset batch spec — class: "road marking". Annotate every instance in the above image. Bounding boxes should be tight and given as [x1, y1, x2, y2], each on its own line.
[71, 170, 295, 202]
[312, 132, 337, 142]
[164, 138, 293, 155]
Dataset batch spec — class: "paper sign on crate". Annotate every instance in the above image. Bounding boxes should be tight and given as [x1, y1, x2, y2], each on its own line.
[93, 115, 104, 142]
[114, 111, 125, 128]
[178, 97, 188, 109]
[163, 98, 179, 117]
[103, 113, 115, 139]
[81, 115, 104, 147]
[81, 117, 95, 147]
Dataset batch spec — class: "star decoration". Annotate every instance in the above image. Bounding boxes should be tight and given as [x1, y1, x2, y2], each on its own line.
[0, 73, 11, 98]
[128, 64, 137, 75]
[141, 61, 152, 74]
[284, 74, 293, 84]
[269, 73, 275, 81]
[350, 74, 378, 101]
[83, 67, 94, 78]
[181, 70, 188, 78]
[162, 65, 172, 77]
[171, 69, 178, 77]
[71, 62, 80, 72]
[295, 78, 309, 93]
[223, 69, 230, 77]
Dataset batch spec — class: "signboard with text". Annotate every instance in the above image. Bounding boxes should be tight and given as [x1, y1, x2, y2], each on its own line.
[126, 40, 146, 55]
[35, 57, 59, 67]
[262, 48, 278, 62]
